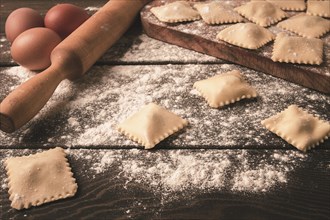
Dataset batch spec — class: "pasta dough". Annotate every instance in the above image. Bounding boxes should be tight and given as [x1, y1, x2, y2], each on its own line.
[150, 1, 200, 23]
[267, 0, 306, 11]
[235, 1, 287, 27]
[117, 103, 188, 149]
[193, 70, 257, 108]
[262, 105, 330, 152]
[193, 2, 244, 24]
[277, 13, 330, 38]
[217, 23, 275, 49]
[5, 147, 78, 210]
[307, 0, 330, 18]
[272, 33, 324, 65]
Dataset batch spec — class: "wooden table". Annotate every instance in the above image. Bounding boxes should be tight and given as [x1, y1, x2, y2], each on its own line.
[1, 1, 329, 219]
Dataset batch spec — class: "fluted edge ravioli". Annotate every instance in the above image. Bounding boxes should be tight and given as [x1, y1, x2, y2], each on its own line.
[193, 2, 244, 25]
[117, 103, 188, 149]
[234, 1, 287, 27]
[5, 147, 78, 210]
[267, 0, 306, 11]
[216, 23, 275, 50]
[271, 33, 323, 65]
[150, 1, 200, 23]
[193, 70, 257, 108]
[261, 105, 330, 152]
[307, 0, 330, 18]
[277, 13, 330, 38]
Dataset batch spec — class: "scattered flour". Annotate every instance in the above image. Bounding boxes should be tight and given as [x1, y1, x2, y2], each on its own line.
[0, 64, 329, 149]
[85, 6, 100, 12]
[104, 33, 218, 63]
[0, 6, 328, 214]
[66, 148, 308, 198]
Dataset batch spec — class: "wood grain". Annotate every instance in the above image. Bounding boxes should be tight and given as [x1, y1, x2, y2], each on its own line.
[1, 1, 330, 220]
[1, 64, 329, 149]
[1, 149, 330, 220]
[141, 0, 330, 94]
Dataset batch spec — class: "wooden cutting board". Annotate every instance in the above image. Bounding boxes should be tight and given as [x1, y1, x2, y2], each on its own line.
[140, 0, 330, 94]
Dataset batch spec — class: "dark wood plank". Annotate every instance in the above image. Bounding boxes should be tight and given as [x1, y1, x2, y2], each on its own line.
[141, 0, 330, 94]
[1, 148, 330, 220]
[1, 1, 329, 220]
[1, 64, 329, 149]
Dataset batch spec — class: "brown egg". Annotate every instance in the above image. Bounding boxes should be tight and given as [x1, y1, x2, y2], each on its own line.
[11, 27, 61, 70]
[45, 4, 90, 39]
[5, 8, 44, 43]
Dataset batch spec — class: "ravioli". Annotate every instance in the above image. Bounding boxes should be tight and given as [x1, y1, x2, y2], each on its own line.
[117, 103, 188, 149]
[194, 1, 244, 24]
[217, 23, 275, 49]
[193, 70, 257, 108]
[307, 0, 330, 18]
[271, 33, 324, 65]
[150, 1, 200, 23]
[5, 147, 78, 210]
[277, 13, 330, 38]
[262, 105, 330, 152]
[267, 0, 306, 11]
[235, 1, 287, 27]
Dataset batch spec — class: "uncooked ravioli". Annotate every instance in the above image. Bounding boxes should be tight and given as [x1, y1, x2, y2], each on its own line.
[193, 70, 257, 108]
[216, 23, 275, 49]
[193, 1, 244, 24]
[234, 1, 287, 27]
[150, 1, 200, 23]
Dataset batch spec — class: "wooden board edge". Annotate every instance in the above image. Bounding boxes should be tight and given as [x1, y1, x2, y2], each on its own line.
[140, 12, 330, 95]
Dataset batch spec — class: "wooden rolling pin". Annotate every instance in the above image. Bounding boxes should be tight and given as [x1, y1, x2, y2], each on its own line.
[0, 0, 152, 133]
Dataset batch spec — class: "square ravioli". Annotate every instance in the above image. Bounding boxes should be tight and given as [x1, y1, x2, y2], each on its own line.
[117, 103, 188, 149]
[272, 33, 324, 65]
[216, 23, 275, 49]
[5, 147, 78, 210]
[261, 105, 330, 152]
[234, 1, 287, 27]
[150, 1, 200, 23]
[193, 2, 244, 24]
[307, 0, 330, 18]
[193, 70, 257, 108]
[267, 0, 306, 11]
[277, 13, 330, 38]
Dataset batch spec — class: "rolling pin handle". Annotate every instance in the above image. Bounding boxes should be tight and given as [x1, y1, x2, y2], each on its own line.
[0, 113, 15, 133]
[0, 66, 66, 133]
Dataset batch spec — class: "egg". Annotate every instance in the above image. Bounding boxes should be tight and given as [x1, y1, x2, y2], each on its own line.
[11, 27, 61, 70]
[5, 8, 44, 43]
[45, 4, 90, 39]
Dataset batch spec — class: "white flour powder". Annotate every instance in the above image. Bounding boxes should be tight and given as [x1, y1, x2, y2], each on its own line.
[67, 149, 307, 197]
[1, 64, 329, 148]
[2, 149, 306, 197]
[0, 29, 327, 204]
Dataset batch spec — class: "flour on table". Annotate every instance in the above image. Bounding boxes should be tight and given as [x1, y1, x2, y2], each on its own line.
[85, 6, 100, 12]
[105, 33, 217, 63]
[67, 148, 307, 201]
[0, 64, 329, 149]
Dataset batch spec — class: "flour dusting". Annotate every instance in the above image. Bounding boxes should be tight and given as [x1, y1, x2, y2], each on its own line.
[0, 64, 329, 149]
[67, 148, 307, 199]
